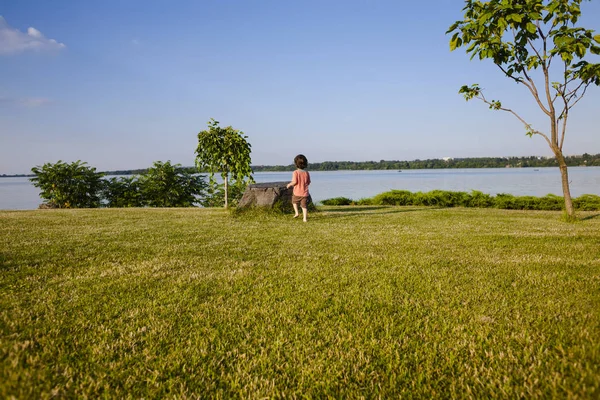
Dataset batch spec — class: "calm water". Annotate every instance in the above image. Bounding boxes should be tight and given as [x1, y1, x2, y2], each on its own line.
[1, 167, 599, 210]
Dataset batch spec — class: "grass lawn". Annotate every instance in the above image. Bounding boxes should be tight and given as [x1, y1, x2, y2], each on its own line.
[1, 206, 599, 398]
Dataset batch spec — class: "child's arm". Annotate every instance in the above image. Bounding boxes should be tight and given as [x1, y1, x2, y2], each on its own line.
[286, 171, 297, 189]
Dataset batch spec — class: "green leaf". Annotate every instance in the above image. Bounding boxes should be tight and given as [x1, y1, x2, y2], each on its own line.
[525, 129, 534, 138]
[594, 34, 600, 44]
[526, 22, 537, 34]
[450, 33, 460, 51]
[575, 43, 586, 58]
[498, 17, 507, 30]
[510, 14, 522, 23]
[529, 12, 542, 20]
[446, 21, 460, 34]
[480, 12, 493, 23]
[450, 38, 459, 51]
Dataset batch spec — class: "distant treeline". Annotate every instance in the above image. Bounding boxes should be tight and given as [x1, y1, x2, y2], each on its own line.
[251, 153, 600, 172]
[2, 153, 599, 178]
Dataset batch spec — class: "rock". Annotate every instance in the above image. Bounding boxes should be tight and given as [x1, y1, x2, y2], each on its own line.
[238, 182, 293, 211]
[38, 203, 59, 209]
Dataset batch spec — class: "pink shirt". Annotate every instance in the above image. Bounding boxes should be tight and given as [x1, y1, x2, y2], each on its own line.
[292, 169, 311, 197]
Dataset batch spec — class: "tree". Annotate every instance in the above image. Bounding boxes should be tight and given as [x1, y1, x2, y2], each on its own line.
[448, 0, 600, 220]
[30, 160, 104, 208]
[195, 119, 253, 208]
[140, 161, 207, 207]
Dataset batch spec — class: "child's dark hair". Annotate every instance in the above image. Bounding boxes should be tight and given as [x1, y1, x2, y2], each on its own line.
[294, 154, 308, 169]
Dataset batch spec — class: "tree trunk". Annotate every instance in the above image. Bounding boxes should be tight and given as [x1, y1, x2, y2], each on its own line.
[224, 175, 229, 209]
[555, 150, 575, 219]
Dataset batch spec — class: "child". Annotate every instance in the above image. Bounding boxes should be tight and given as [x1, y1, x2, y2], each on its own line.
[286, 154, 311, 222]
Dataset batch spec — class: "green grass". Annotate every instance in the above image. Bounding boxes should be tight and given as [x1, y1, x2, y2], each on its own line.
[1, 207, 599, 398]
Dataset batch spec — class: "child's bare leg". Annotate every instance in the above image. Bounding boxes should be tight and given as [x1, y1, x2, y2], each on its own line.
[293, 203, 299, 217]
[302, 207, 308, 222]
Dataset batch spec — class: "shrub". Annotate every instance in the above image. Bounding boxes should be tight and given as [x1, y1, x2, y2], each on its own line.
[573, 194, 600, 211]
[514, 196, 542, 210]
[372, 190, 414, 206]
[321, 197, 353, 206]
[535, 194, 564, 211]
[493, 193, 563, 211]
[326, 190, 600, 212]
[494, 193, 518, 209]
[103, 176, 144, 208]
[30, 160, 104, 208]
[412, 190, 470, 207]
[140, 161, 207, 207]
[356, 198, 374, 206]
[467, 190, 494, 208]
[410, 191, 428, 206]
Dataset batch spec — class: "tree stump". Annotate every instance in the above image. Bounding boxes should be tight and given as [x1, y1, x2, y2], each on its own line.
[238, 182, 293, 212]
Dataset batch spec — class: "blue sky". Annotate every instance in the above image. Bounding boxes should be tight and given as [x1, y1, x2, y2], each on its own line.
[1, 0, 599, 174]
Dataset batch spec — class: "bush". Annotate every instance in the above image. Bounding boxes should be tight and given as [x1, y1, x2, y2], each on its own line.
[140, 161, 207, 207]
[356, 198, 374, 206]
[321, 197, 353, 206]
[534, 194, 564, 211]
[466, 190, 494, 208]
[573, 194, 600, 211]
[494, 193, 518, 209]
[31, 160, 213, 209]
[412, 190, 471, 207]
[513, 196, 543, 210]
[372, 190, 414, 206]
[494, 193, 564, 211]
[30, 160, 104, 208]
[362, 190, 596, 212]
[371, 190, 474, 207]
[103, 176, 144, 208]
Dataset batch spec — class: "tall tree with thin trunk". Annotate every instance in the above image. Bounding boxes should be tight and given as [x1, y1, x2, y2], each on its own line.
[448, 0, 600, 220]
[195, 119, 253, 208]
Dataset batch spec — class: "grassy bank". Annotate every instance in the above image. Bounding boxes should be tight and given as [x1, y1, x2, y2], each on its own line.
[1, 207, 599, 398]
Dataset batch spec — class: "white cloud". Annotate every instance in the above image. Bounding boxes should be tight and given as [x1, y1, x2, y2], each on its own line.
[0, 96, 52, 107]
[20, 97, 51, 107]
[27, 27, 42, 38]
[0, 15, 66, 55]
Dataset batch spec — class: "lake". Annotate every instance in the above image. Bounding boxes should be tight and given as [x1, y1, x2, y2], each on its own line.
[1, 167, 599, 210]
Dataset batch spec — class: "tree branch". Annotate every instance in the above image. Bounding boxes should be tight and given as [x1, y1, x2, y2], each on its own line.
[568, 82, 590, 110]
[557, 61, 570, 148]
[521, 68, 552, 116]
[564, 80, 587, 103]
[543, 63, 558, 145]
[517, 35, 553, 116]
[527, 37, 543, 62]
[496, 64, 527, 85]
[476, 92, 553, 148]
[536, 21, 546, 41]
